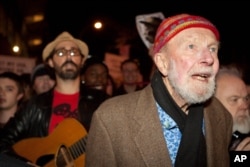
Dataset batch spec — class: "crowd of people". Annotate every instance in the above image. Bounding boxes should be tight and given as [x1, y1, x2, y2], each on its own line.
[0, 13, 249, 167]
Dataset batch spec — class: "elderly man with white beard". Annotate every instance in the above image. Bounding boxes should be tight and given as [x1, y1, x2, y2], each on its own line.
[86, 13, 233, 167]
[215, 65, 250, 151]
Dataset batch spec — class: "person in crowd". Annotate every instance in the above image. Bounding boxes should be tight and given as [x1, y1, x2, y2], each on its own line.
[0, 72, 24, 129]
[80, 57, 111, 96]
[0, 31, 108, 166]
[113, 58, 144, 96]
[30, 63, 56, 95]
[85, 13, 233, 167]
[214, 65, 250, 151]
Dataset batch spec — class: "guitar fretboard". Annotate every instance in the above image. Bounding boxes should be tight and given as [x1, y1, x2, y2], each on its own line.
[70, 135, 88, 159]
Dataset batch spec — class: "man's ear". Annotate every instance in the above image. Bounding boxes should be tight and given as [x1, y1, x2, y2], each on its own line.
[17, 93, 24, 101]
[47, 58, 54, 68]
[153, 52, 169, 76]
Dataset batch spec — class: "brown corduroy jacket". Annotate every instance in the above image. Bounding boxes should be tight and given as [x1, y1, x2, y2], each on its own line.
[86, 85, 232, 167]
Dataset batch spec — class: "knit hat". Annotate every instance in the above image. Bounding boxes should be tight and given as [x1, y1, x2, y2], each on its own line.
[153, 13, 220, 54]
[42, 31, 89, 61]
[30, 64, 55, 85]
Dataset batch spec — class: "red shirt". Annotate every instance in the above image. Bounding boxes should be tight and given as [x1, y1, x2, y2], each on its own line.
[49, 90, 79, 134]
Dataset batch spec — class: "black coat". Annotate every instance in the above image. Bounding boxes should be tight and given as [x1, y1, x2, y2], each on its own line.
[0, 84, 109, 153]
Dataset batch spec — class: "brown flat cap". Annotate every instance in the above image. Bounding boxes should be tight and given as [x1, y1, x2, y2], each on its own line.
[42, 31, 89, 61]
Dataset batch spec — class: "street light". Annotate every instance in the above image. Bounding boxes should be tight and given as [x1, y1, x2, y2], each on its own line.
[94, 21, 102, 29]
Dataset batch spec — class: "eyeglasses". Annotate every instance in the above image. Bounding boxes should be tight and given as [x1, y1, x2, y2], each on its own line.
[54, 48, 81, 57]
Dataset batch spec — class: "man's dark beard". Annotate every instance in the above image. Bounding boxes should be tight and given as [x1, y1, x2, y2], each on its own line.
[57, 60, 80, 80]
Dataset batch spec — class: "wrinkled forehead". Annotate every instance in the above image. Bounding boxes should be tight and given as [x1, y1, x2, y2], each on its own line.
[218, 75, 247, 91]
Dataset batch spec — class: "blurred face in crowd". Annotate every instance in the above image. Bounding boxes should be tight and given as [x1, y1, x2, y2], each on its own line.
[48, 41, 85, 80]
[32, 75, 55, 94]
[121, 62, 140, 85]
[82, 63, 108, 91]
[0, 78, 23, 111]
[215, 74, 250, 134]
[154, 28, 220, 106]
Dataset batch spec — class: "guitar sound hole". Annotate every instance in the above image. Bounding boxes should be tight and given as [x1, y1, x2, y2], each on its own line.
[56, 145, 74, 167]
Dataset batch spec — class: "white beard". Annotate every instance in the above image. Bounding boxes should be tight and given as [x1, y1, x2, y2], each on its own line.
[168, 59, 215, 104]
[233, 115, 250, 134]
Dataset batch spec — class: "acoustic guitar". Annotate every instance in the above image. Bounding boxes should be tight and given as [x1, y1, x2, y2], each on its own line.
[12, 118, 87, 167]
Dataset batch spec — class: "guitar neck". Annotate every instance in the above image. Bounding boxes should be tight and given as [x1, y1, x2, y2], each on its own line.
[69, 136, 88, 159]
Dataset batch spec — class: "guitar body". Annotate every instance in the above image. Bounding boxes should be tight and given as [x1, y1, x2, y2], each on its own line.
[12, 118, 87, 167]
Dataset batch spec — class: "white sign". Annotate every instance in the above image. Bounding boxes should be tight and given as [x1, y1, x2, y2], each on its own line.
[136, 12, 165, 49]
[0, 55, 36, 75]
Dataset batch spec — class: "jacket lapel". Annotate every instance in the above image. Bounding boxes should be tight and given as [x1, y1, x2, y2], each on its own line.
[132, 85, 172, 166]
[204, 97, 232, 167]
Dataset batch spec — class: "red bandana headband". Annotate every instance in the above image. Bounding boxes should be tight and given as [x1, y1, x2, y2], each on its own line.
[153, 14, 220, 54]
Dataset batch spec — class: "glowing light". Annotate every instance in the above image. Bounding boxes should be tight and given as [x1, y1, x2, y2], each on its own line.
[28, 38, 42, 46]
[12, 45, 20, 53]
[94, 21, 102, 29]
[25, 14, 44, 23]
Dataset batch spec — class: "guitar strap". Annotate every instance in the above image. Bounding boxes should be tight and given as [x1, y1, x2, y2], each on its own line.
[151, 71, 207, 167]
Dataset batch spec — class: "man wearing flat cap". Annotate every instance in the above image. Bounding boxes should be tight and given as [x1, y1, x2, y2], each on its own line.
[0, 32, 109, 166]
[86, 14, 233, 167]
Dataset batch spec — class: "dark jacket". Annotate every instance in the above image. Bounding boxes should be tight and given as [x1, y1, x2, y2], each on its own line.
[0, 84, 109, 153]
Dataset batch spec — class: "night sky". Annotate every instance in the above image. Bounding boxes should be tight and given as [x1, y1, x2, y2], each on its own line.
[45, 2, 249, 56]
[44, 1, 250, 80]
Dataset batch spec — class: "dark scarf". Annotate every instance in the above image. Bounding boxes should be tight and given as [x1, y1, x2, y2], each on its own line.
[151, 71, 207, 167]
